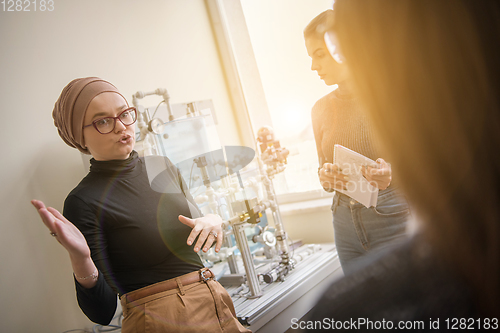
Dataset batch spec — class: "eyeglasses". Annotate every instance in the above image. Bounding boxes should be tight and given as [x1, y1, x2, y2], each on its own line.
[324, 30, 345, 64]
[83, 107, 137, 134]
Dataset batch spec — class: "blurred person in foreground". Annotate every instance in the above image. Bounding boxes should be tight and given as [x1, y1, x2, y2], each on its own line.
[305, 0, 500, 331]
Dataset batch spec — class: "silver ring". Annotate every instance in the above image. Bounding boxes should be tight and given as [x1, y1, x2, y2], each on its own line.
[210, 231, 218, 238]
[50, 232, 57, 237]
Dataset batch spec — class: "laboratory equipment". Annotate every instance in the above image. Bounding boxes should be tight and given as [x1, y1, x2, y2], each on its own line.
[132, 87, 342, 331]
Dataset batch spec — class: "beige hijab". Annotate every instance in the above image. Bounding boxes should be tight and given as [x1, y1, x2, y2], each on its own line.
[52, 77, 127, 154]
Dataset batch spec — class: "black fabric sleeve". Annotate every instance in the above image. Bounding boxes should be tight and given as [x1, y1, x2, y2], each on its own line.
[74, 272, 117, 325]
[164, 156, 204, 218]
[63, 194, 118, 324]
[177, 165, 204, 217]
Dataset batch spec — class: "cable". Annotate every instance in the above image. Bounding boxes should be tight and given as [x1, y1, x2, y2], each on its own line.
[151, 100, 165, 119]
[188, 160, 196, 189]
[190, 184, 205, 198]
[93, 324, 121, 333]
[217, 203, 228, 217]
[91, 312, 123, 333]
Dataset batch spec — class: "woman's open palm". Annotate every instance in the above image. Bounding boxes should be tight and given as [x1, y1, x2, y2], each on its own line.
[31, 199, 90, 260]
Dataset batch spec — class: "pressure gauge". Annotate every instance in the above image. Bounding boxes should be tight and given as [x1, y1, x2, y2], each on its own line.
[148, 118, 165, 134]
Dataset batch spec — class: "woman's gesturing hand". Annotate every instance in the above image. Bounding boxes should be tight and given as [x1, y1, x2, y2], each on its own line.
[361, 158, 392, 190]
[31, 199, 91, 260]
[178, 214, 224, 253]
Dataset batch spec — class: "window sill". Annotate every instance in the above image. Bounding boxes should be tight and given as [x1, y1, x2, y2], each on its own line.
[277, 191, 334, 217]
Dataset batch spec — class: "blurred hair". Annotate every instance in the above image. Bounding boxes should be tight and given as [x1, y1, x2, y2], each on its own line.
[333, 0, 500, 316]
[303, 9, 335, 40]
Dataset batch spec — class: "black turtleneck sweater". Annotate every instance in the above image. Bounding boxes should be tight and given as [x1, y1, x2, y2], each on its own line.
[63, 151, 204, 325]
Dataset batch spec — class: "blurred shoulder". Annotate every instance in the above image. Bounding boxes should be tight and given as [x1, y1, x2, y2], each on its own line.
[312, 90, 337, 118]
[307, 235, 478, 329]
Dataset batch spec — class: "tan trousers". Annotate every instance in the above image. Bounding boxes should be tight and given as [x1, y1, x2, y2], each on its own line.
[120, 278, 251, 333]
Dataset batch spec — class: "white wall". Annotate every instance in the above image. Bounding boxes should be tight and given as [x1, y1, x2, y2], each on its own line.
[0, 1, 242, 331]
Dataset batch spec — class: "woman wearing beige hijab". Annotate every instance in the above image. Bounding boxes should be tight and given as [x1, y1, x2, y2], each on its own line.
[32, 77, 250, 332]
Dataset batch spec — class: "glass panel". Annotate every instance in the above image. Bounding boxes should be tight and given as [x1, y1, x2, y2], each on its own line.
[240, 0, 334, 196]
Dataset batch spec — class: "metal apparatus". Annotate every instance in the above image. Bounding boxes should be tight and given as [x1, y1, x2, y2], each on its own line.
[132, 88, 172, 156]
[256, 126, 290, 266]
[133, 88, 302, 299]
[189, 128, 294, 297]
[128, 87, 342, 332]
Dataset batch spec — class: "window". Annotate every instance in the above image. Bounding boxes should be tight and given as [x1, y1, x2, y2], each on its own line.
[240, 0, 334, 197]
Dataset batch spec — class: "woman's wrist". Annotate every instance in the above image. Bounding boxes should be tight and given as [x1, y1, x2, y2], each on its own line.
[69, 255, 99, 287]
[69, 252, 92, 266]
[74, 267, 98, 281]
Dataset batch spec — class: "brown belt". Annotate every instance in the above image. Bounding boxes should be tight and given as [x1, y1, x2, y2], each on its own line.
[122, 268, 215, 304]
